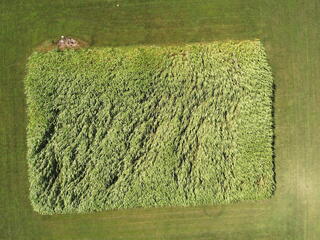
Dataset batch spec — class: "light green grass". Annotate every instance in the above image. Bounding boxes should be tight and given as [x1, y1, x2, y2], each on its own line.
[25, 41, 274, 214]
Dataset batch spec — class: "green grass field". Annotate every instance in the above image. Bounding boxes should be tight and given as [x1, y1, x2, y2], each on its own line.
[25, 41, 274, 214]
[1, 0, 320, 239]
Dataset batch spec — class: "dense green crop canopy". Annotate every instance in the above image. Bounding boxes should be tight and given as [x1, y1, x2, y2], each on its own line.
[25, 41, 274, 214]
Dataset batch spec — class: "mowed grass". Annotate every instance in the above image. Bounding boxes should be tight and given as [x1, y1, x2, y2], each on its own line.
[25, 41, 274, 214]
[1, 0, 320, 239]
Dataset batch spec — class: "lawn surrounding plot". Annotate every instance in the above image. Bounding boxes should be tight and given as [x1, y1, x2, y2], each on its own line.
[25, 41, 274, 214]
[2, 0, 320, 239]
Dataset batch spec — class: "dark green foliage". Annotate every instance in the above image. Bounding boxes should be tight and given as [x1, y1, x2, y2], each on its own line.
[25, 41, 274, 214]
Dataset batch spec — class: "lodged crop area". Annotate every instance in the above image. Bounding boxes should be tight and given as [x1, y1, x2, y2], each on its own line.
[25, 41, 274, 214]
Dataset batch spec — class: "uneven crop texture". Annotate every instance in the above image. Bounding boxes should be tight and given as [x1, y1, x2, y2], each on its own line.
[25, 41, 274, 214]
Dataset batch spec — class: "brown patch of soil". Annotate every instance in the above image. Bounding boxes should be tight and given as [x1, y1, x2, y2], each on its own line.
[35, 36, 89, 52]
[57, 36, 88, 50]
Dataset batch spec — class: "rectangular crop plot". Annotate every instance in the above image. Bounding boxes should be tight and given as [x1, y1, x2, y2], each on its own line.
[25, 41, 274, 214]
